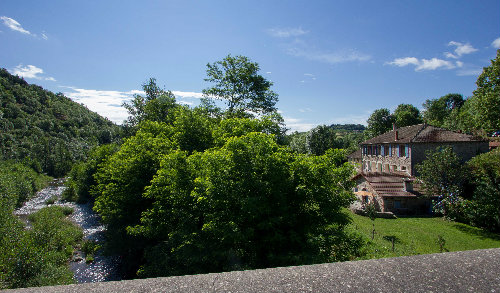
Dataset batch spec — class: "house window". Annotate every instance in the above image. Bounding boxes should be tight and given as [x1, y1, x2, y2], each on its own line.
[384, 145, 389, 156]
[389, 145, 392, 157]
[395, 145, 400, 157]
[399, 145, 406, 157]
[405, 144, 409, 158]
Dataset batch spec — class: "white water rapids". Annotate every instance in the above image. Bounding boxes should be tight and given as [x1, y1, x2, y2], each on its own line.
[14, 178, 121, 283]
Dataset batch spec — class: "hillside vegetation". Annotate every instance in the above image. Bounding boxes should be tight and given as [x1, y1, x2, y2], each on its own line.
[0, 69, 121, 177]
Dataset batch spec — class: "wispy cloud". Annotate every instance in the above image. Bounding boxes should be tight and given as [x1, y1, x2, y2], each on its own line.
[283, 116, 316, 133]
[299, 108, 313, 113]
[445, 41, 478, 59]
[171, 90, 204, 99]
[328, 111, 371, 126]
[1, 16, 32, 35]
[456, 68, 482, 76]
[62, 87, 204, 124]
[287, 47, 371, 64]
[63, 87, 136, 124]
[386, 57, 456, 71]
[266, 27, 308, 38]
[492, 37, 500, 49]
[10, 64, 56, 81]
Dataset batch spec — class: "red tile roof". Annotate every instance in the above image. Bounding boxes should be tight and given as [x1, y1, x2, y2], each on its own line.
[362, 124, 485, 145]
[356, 172, 428, 198]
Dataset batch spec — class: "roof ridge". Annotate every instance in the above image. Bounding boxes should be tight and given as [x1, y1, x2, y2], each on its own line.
[410, 123, 427, 142]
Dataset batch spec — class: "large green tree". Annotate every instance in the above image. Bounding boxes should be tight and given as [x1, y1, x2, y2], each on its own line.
[366, 108, 394, 137]
[416, 147, 466, 218]
[422, 93, 464, 128]
[129, 133, 359, 277]
[393, 104, 422, 127]
[202, 55, 279, 117]
[123, 78, 178, 129]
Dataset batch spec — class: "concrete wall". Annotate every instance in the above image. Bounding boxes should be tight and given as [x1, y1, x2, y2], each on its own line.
[6, 248, 500, 292]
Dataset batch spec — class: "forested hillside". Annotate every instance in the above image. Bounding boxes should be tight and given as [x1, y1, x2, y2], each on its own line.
[0, 69, 121, 177]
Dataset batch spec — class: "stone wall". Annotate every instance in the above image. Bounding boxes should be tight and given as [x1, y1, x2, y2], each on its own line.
[410, 141, 489, 176]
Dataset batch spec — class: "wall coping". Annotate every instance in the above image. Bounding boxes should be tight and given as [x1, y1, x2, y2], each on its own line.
[6, 248, 500, 293]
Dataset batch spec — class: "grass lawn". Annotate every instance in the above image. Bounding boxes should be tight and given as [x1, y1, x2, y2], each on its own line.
[349, 212, 500, 260]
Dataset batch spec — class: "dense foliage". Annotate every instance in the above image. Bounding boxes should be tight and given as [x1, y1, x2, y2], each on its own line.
[416, 147, 500, 232]
[0, 205, 82, 289]
[0, 161, 50, 208]
[56, 67, 364, 278]
[0, 68, 121, 176]
[89, 114, 361, 277]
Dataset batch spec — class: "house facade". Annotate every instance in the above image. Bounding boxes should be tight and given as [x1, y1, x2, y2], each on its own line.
[352, 124, 488, 214]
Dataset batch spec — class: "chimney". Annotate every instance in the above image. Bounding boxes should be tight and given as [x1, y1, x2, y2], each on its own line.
[394, 124, 398, 141]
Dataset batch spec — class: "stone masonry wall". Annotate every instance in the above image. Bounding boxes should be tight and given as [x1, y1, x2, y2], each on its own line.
[410, 141, 489, 176]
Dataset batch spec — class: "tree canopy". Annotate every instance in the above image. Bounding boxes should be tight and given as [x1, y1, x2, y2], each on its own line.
[393, 104, 422, 127]
[202, 55, 279, 117]
[366, 108, 394, 137]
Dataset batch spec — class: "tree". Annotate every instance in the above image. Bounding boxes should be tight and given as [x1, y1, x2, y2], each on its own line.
[123, 78, 178, 128]
[392, 104, 422, 127]
[464, 149, 500, 231]
[305, 125, 341, 155]
[366, 108, 394, 137]
[422, 94, 464, 128]
[129, 134, 359, 277]
[416, 146, 466, 218]
[203, 55, 278, 117]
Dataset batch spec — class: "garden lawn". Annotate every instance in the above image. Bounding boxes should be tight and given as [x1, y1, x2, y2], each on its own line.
[349, 213, 500, 260]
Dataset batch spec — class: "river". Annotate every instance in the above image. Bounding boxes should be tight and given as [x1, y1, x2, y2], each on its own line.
[14, 178, 122, 283]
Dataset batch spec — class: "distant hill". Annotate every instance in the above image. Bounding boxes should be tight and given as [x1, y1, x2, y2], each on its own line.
[0, 68, 121, 176]
[328, 124, 366, 132]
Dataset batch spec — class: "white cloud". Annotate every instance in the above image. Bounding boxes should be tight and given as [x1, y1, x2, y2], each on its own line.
[386, 57, 455, 71]
[267, 27, 308, 38]
[171, 90, 204, 99]
[456, 61, 464, 68]
[62, 87, 204, 124]
[12, 64, 43, 78]
[266, 71, 272, 74]
[287, 47, 371, 64]
[0, 16, 32, 35]
[62, 87, 136, 124]
[10, 64, 57, 81]
[283, 116, 316, 133]
[492, 37, 500, 49]
[41, 32, 48, 40]
[446, 41, 478, 58]
[387, 57, 419, 67]
[416, 58, 455, 71]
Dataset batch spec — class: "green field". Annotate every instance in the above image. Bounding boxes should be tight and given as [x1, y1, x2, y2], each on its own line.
[349, 213, 500, 260]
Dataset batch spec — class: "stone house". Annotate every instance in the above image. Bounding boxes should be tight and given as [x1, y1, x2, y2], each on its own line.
[351, 124, 488, 214]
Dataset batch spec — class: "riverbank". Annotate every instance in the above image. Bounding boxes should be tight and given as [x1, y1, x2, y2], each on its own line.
[13, 179, 121, 285]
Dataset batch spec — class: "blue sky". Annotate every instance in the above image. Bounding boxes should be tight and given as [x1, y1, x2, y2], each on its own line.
[2, 1, 499, 132]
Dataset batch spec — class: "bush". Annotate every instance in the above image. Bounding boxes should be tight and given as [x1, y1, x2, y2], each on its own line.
[1, 206, 83, 289]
